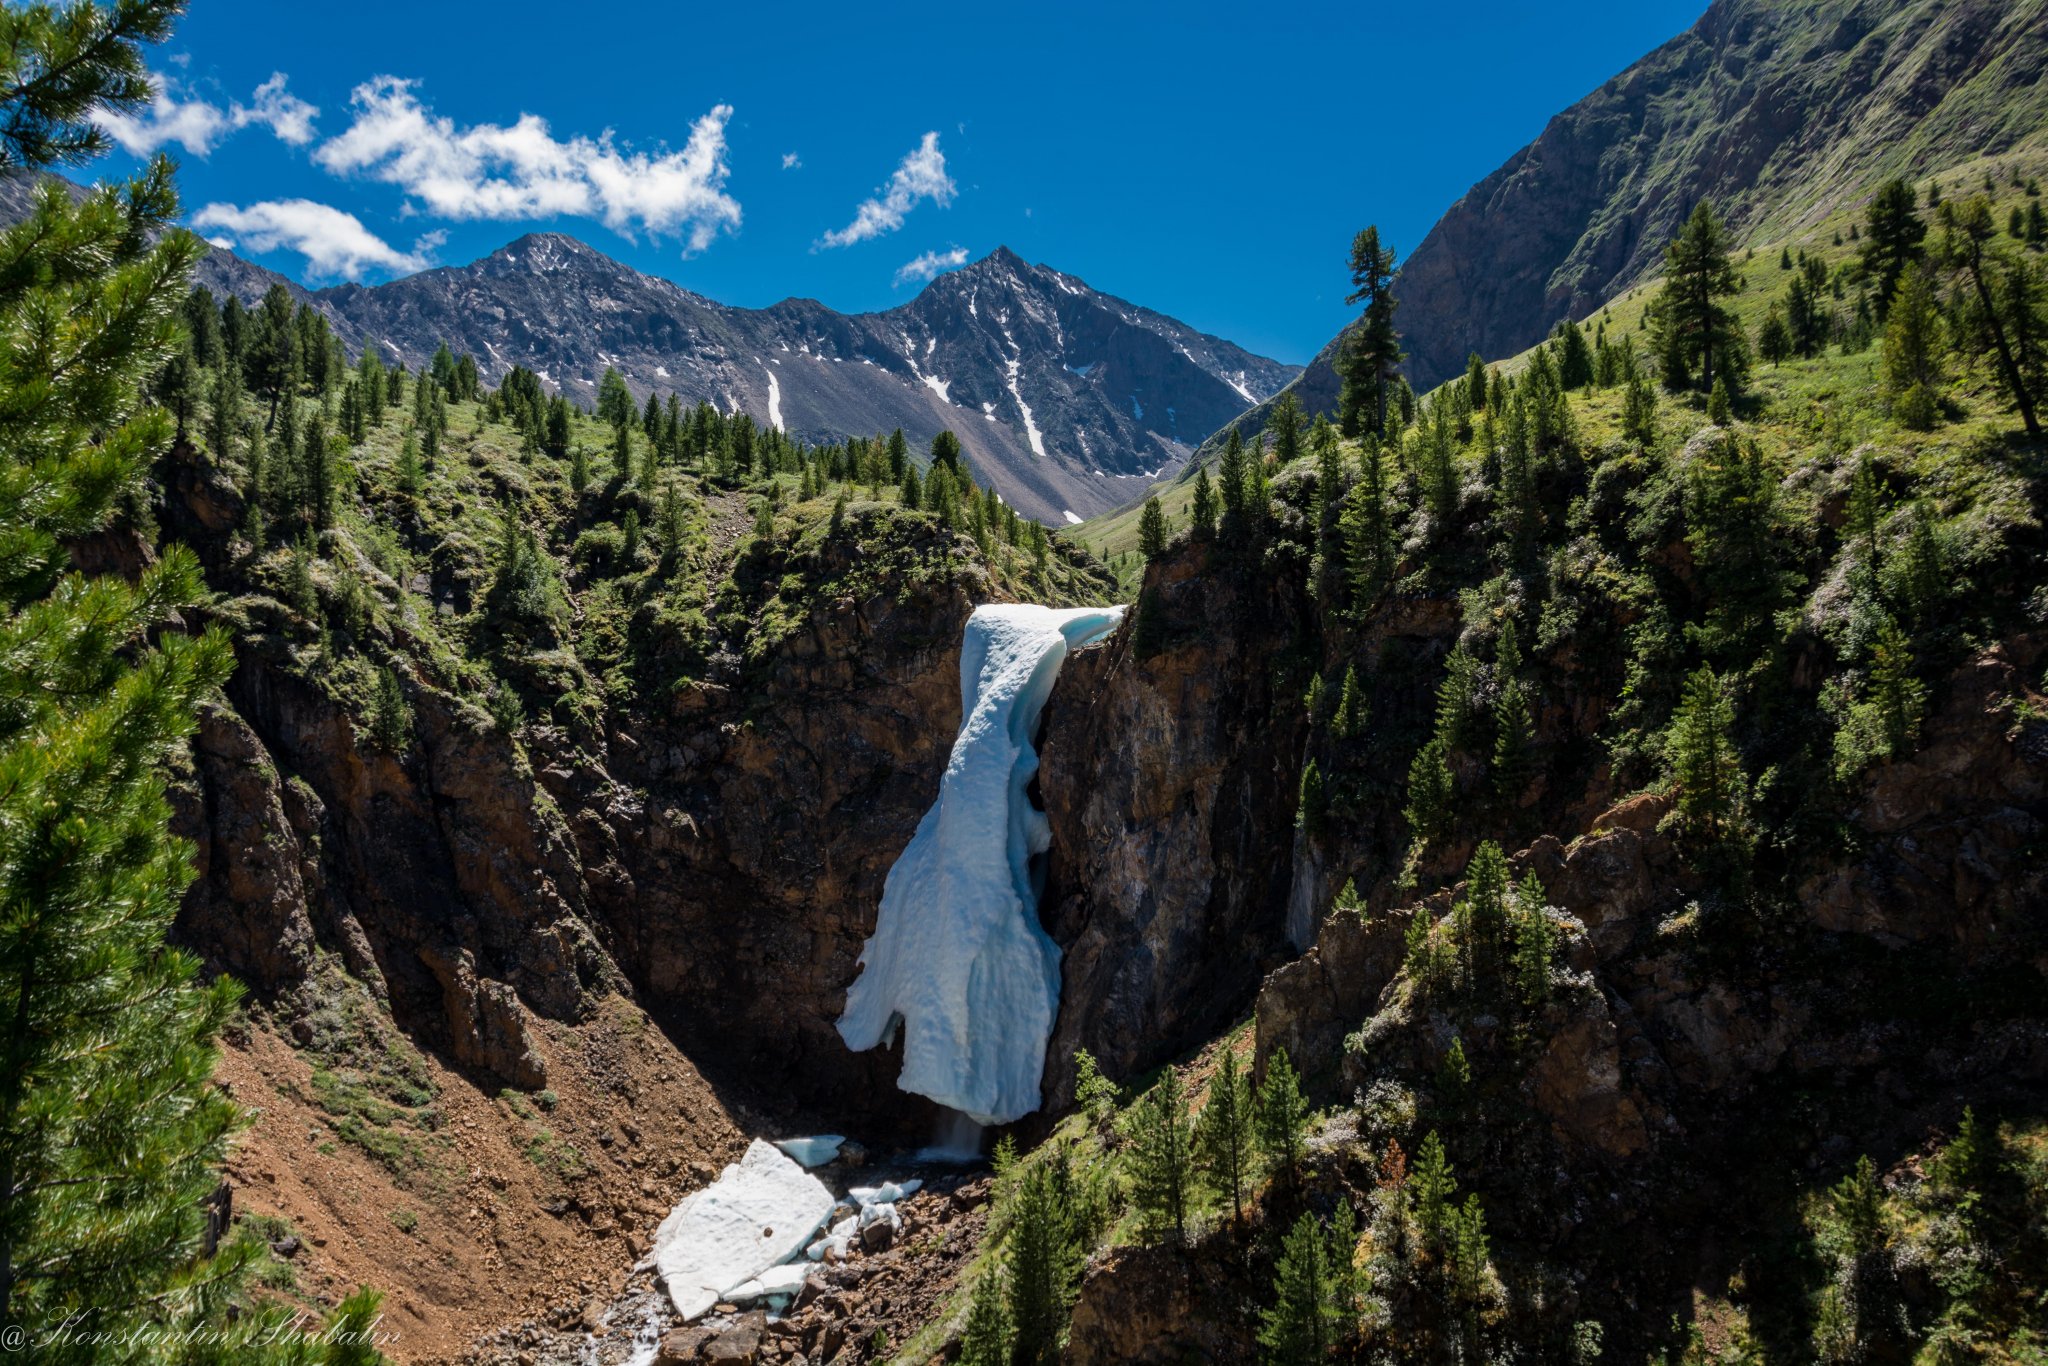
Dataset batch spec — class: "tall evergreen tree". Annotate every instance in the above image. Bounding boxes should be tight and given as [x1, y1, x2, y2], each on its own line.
[1138, 496, 1169, 562]
[1258, 1212, 1339, 1365]
[1861, 177, 1926, 319]
[1268, 391, 1305, 465]
[1007, 1163, 1077, 1366]
[1122, 1067, 1194, 1245]
[1938, 196, 2043, 442]
[0, 4, 322, 1355]
[1651, 202, 1746, 396]
[957, 1266, 1011, 1366]
[1668, 666, 1745, 842]
[1256, 1048, 1309, 1187]
[1338, 226, 1402, 438]
[1195, 1047, 1253, 1226]
[1881, 267, 1944, 429]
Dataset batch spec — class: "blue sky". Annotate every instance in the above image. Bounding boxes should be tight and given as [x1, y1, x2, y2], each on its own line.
[95, 0, 1706, 365]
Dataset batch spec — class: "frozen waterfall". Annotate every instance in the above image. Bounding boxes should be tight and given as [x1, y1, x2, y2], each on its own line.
[837, 602, 1126, 1125]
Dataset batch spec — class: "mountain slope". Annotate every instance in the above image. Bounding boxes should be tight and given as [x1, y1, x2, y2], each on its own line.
[218, 237, 1295, 524]
[1195, 0, 2048, 450]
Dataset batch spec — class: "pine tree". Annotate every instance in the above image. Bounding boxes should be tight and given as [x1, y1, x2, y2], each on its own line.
[1757, 303, 1793, 365]
[368, 667, 412, 749]
[0, 4, 299, 1352]
[1622, 367, 1659, 448]
[899, 463, 921, 510]
[1190, 466, 1217, 538]
[1296, 759, 1327, 839]
[1939, 196, 2043, 442]
[1007, 1163, 1075, 1366]
[1404, 737, 1454, 843]
[1466, 352, 1489, 410]
[1511, 871, 1556, 1009]
[1668, 666, 1744, 842]
[1268, 391, 1305, 465]
[1339, 442, 1393, 609]
[957, 1266, 1011, 1366]
[1258, 1212, 1335, 1365]
[1195, 1047, 1253, 1225]
[1122, 1067, 1194, 1245]
[1138, 496, 1169, 561]
[1881, 266, 1944, 429]
[1256, 1048, 1309, 1186]
[1652, 201, 1746, 396]
[1555, 317, 1594, 388]
[1332, 663, 1367, 741]
[1338, 226, 1402, 438]
[1861, 178, 1926, 319]
[1217, 428, 1248, 528]
[1868, 616, 1927, 758]
[1492, 673, 1533, 800]
[1072, 1049, 1120, 1131]
[1411, 1130, 1456, 1250]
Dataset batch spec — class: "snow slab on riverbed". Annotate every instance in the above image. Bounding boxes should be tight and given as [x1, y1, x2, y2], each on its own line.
[837, 603, 1126, 1125]
[651, 1140, 834, 1320]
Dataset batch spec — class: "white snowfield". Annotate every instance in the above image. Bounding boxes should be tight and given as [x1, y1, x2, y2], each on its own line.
[651, 1140, 835, 1321]
[837, 603, 1127, 1124]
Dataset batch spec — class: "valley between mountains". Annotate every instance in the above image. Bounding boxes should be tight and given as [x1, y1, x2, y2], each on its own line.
[8, 0, 2048, 1364]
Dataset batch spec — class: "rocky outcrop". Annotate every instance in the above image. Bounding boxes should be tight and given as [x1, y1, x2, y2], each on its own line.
[1798, 635, 2046, 953]
[1037, 543, 1312, 1104]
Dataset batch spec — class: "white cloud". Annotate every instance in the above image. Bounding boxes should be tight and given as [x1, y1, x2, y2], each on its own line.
[781, 151, 801, 170]
[817, 132, 955, 249]
[894, 246, 969, 287]
[190, 199, 430, 281]
[236, 73, 319, 145]
[92, 71, 318, 156]
[94, 83, 230, 155]
[313, 78, 741, 252]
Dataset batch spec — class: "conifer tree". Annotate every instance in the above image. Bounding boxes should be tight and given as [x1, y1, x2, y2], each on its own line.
[1554, 317, 1594, 388]
[1405, 737, 1454, 844]
[1466, 352, 1489, 410]
[1122, 1067, 1194, 1246]
[899, 463, 922, 510]
[1411, 1130, 1456, 1250]
[1268, 391, 1305, 464]
[1652, 201, 1746, 396]
[1511, 872, 1556, 1009]
[1938, 196, 2043, 442]
[1881, 267, 1944, 429]
[1256, 1048, 1309, 1186]
[1258, 1212, 1337, 1364]
[1138, 496, 1168, 561]
[1339, 442, 1393, 609]
[1757, 303, 1793, 365]
[1296, 759, 1327, 839]
[1217, 428, 1248, 528]
[1339, 226, 1402, 438]
[1195, 1047, 1253, 1225]
[1007, 1163, 1075, 1366]
[957, 1266, 1011, 1366]
[1332, 663, 1367, 741]
[0, 3, 303, 1352]
[1622, 367, 1659, 448]
[1861, 178, 1926, 319]
[1668, 666, 1744, 842]
[1190, 466, 1217, 537]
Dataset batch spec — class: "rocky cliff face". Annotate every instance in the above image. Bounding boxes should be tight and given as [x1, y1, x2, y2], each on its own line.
[200, 237, 1295, 525]
[1036, 544, 1312, 1106]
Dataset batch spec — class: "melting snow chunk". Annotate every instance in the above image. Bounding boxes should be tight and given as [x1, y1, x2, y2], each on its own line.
[772, 1135, 845, 1168]
[1062, 510, 1083, 525]
[651, 1140, 834, 1321]
[838, 605, 1126, 1124]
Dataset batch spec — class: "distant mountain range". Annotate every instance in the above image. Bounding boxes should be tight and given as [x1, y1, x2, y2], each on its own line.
[1208, 0, 2048, 449]
[0, 171, 1297, 523]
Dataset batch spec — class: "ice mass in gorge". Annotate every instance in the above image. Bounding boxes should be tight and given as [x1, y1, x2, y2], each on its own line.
[837, 603, 1126, 1126]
